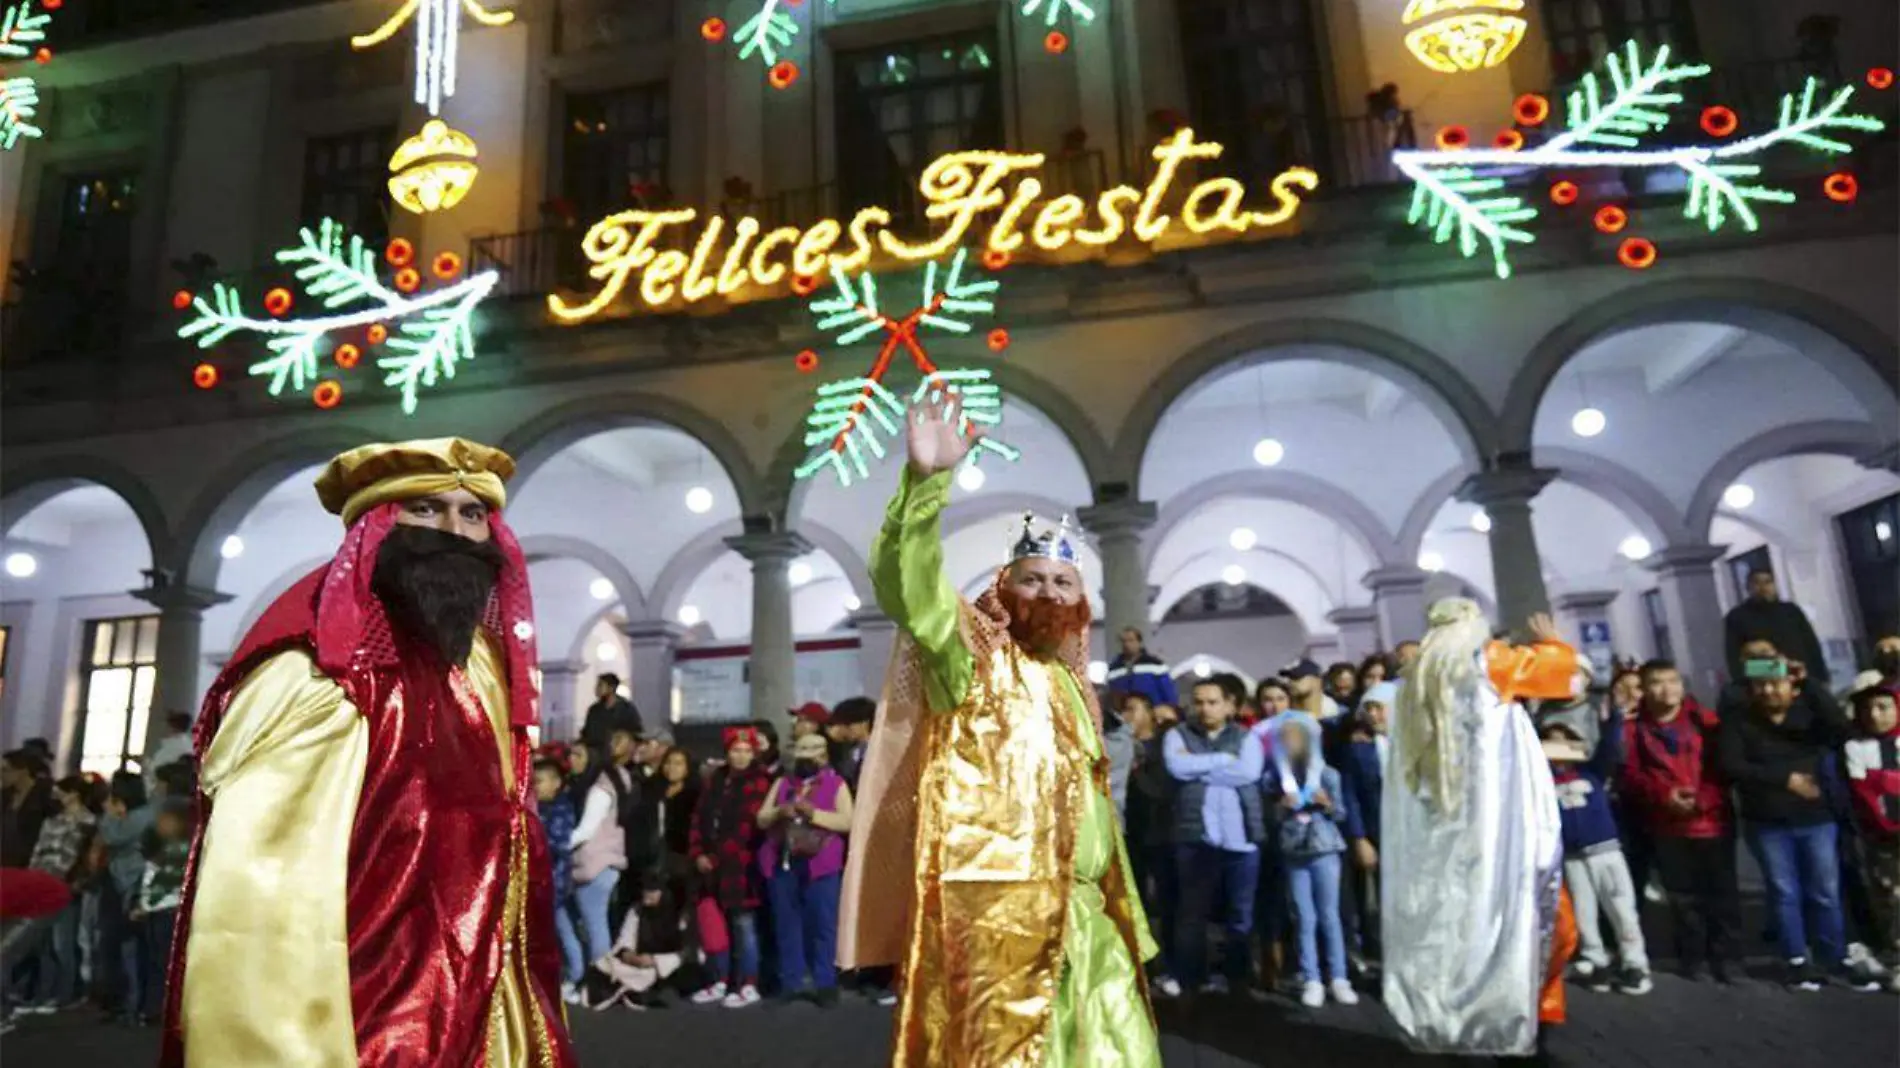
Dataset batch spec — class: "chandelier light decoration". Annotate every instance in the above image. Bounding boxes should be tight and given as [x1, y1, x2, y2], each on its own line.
[1394, 42, 1888, 279]
[1401, 0, 1528, 74]
[387, 118, 481, 214]
[0, 0, 54, 150]
[792, 248, 1019, 487]
[352, 0, 514, 116]
[178, 220, 499, 414]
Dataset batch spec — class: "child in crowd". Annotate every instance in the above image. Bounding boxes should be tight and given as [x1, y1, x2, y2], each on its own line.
[591, 871, 689, 1010]
[130, 801, 190, 1024]
[1619, 659, 1738, 983]
[532, 757, 581, 988]
[1265, 712, 1356, 1009]
[1842, 673, 1900, 991]
[689, 726, 773, 1008]
[20, 775, 98, 1013]
[1541, 685, 1652, 995]
[1339, 681, 1393, 971]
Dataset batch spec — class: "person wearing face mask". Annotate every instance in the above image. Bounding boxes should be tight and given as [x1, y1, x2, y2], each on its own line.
[840, 396, 1160, 1068]
[758, 733, 854, 1006]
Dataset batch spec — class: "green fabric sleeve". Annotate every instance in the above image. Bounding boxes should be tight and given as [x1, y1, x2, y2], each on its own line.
[869, 466, 975, 713]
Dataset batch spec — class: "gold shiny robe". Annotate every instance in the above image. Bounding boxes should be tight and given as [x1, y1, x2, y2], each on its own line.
[840, 467, 1160, 1068]
[177, 633, 554, 1067]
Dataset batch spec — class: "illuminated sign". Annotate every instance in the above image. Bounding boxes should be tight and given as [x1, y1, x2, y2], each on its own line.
[547, 128, 1318, 321]
[1402, 0, 1528, 74]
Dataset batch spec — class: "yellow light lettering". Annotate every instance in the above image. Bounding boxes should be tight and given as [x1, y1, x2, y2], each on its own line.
[1181, 178, 1251, 235]
[1248, 167, 1321, 227]
[547, 209, 695, 321]
[716, 217, 763, 294]
[680, 215, 726, 302]
[881, 150, 1045, 260]
[1074, 186, 1139, 246]
[1135, 128, 1223, 242]
[1030, 194, 1087, 251]
[639, 250, 691, 306]
[986, 177, 1044, 254]
[830, 207, 890, 274]
[792, 220, 842, 279]
[749, 227, 801, 286]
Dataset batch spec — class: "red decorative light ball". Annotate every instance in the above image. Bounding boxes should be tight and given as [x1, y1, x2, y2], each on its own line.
[335, 343, 362, 369]
[432, 251, 462, 280]
[394, 267, 421, 293]
[33, 47, 50, 64]
[367, 323, 388, 345]
[1549, 180, 1580, 206]
[385, 238, 415, 267]
[1824, 172, 1860, 203]
[1700, 106, 1738, 138]
[982, 248, 1010, 271]
[1868, 67, 1895, 90]
[1434, 125, 1470, 151]
[1493, 129, 1525, 151]
[986, 328, 1010, 353]
[192, 363, 219, 390]
[791, 274, 819, 296]
[794, 349, 820, 373]
[264, 287, 294, 316]
[768, 61, 799, 90]
[313, 381, 344, 409]
[1617, 237, 1657, 270]
[1044, 31, 1068, 55]
[171, 289, 193, 310]
[700, 17, 726, 42]
[1513, 94, 1551, 127]
[41, 0, 63, 9]
[1593, 205, 1629, 234]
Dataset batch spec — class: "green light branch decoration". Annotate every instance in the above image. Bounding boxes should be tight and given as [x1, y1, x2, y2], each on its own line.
[1, 0, 52, 150]
[1021, 0, 1096, 28]
[1393, 41, 1887, 278]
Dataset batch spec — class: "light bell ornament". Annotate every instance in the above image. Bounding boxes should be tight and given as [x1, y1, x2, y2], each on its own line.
[1402, 0, 1529, 74]
[387, 119, 480, 215]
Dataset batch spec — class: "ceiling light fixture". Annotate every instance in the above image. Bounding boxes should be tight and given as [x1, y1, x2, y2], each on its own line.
[220, 535, 245, 560]
[1251, 437, 1285, 467]
[1418, 551, 1445, 572]
[594, 640, 619, 663]
[589, 577, 615, 600]
[1571, 407, 1606, 437]
[957, 465, 986, 492]
[1229, 527, 1258, 551]
[788, 561, 813, 586]
[4, 552, 37, 578]
[1221, 564, 1247, 586]
[1471, 510, 1492, 533]
[685, 486, 714, 514]
[678, 605, 702, 626]
[1618, 534, 1653, 561]
[1723, 483, 1755, 509]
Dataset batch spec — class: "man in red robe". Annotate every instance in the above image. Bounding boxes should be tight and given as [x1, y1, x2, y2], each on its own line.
[160, 438, 576, 1068]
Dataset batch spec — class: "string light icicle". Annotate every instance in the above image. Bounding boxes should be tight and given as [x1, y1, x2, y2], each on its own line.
[352, 0, 515, 116]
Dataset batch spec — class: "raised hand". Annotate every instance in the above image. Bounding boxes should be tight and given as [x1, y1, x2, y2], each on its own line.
[905, 388, 984, 478]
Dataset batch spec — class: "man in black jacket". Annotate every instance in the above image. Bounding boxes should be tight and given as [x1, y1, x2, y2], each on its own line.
[1716, 657, 1865, 990]
[1725, 569, 1830, 687]
[580, 673, 643, 754]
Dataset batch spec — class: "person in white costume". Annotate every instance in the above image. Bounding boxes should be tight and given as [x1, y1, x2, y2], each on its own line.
[1381, 599, 1582, 1058]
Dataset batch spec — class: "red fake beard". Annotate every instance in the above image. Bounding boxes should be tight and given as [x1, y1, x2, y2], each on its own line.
[999, 586, 1092, 653]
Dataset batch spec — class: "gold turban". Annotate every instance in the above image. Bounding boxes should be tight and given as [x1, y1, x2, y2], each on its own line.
[314, 437, 515, 525]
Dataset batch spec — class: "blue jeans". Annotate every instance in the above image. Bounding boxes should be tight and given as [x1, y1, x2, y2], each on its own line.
[553, 900, 585, 984]
[1747, 821, 1845, 966]
[767, 861, 841, 992]
[31, 901, 81, 1005]
[138, 910, 175, 1019]
[1173, 844, 1261, 987]
[557, 868, 621, 982]
[1287, 852, 1346, 984]
[708, 909, 761, 988]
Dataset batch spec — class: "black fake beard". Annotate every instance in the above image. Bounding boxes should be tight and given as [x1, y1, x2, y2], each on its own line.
[371, 524, 505, 667]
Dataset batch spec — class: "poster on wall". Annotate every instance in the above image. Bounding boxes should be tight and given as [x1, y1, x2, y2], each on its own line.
[675, 642, 865, 725]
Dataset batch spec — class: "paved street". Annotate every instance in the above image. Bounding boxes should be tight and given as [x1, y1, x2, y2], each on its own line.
[5, 971, 1894, 1067]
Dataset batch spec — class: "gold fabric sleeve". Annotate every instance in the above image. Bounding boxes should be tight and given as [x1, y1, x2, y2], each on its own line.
[467, 632, 515, 796]
[183, 650, 367, 1068]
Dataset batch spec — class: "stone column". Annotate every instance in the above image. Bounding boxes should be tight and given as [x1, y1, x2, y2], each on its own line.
[726, 530, 812, 734]
[1362, 567, 1430, 651]
[536, 660, 588, 744]
[1644, 545, 1730, 697]
[1077, 497, 1158, 653]
[1553, 589, 1620, 678]
[132, 583, 232, 756]
[851, 608, 899, 698]
[1459, 461, 1558, 631]
[622, 621, 689, 732]
[1325, 606, 1381, 661]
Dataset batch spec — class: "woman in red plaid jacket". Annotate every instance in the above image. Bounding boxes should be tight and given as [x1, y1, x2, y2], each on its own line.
[688, 726, 774, 1008]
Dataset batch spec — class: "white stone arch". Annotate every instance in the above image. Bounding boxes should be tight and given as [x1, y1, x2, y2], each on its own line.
[1685, 420, 1893, 537]
[1143, 469, 1403, 572]
[1151, 547, 1332, 636]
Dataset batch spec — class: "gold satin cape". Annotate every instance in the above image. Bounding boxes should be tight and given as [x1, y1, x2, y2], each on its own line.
[178, 634, 553, 1066]
[839, 468, 1160, 1068]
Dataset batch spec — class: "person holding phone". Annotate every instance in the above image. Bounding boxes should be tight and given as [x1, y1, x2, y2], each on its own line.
[1716, 657, 1868, 991]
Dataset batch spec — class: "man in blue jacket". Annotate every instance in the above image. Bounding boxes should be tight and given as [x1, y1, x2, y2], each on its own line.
[1108, 628, 1181, 711]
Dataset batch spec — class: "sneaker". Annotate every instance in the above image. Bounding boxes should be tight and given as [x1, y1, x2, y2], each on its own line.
[1202, 975, 1230, 996]
[1787, 958, 1822, 992]
[1151, 976, 1182, 999]
[1329, 979, 1359, 1005]
[1846, 943, 1889, 977]
[1299, 981, 1325, 1008]
[1615, 967, 1652, 996]
[690, 982, 728, 1005]
[1642, 880, 1666, 905]
[1568, 960, 1597, 982]
[560, 982, 583, 1006]
[16, 1003, 57, 1017]
[722, 984, 761, 1008]
[815, 987, 841, 1008]
[1585, 966, 1615, 993]
[875, 990, 898, 1007]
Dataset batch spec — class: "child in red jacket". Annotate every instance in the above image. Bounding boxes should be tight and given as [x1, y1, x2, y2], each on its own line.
[1619, 660, 1739, 981]
[1842, 674, 1900, 991]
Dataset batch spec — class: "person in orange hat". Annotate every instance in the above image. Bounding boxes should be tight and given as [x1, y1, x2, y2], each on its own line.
[160, 438, 576, 1068]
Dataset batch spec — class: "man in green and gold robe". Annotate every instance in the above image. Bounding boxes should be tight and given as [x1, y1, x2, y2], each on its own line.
[838, 396, 1161, 1068]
